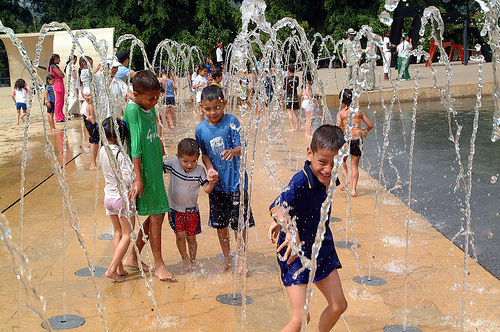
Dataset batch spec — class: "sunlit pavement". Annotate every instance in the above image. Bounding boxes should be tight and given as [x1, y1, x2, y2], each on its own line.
[1, 62, 500, 331]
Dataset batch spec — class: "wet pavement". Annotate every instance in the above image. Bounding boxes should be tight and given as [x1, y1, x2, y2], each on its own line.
[1, 62, 500, 331]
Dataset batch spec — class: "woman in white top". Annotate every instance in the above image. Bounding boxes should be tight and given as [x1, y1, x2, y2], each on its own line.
[301, 71, 314, 138]
[382, 29, 396, 81]
[396, 33, 413, 80]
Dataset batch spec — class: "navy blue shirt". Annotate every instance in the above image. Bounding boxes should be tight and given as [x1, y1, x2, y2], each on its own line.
[270, 160, 341, 285]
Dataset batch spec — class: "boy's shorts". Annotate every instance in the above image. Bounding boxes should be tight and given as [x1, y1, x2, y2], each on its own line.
[83, 115, 100, 144]
[350, 139, 362, 157]
[164, 97, 175, 106]
[208, 190, 255, 231]
[169, 209, 201, 236]
[286, 100, 300, 110]
[16, 102, 27, 111]
[46, 104, 55, 114]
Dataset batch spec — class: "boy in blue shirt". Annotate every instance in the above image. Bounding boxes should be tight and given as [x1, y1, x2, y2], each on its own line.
[268, 124, 348, 331]
[195, 85, 255, 273]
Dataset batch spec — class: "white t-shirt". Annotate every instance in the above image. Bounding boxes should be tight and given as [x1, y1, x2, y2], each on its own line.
[13, 88, 28, 103]
[383, 36, 391, 53]
[397, 40, 412, 58]
[193, 75, 207, 94]
[163, 158, 207, 213]
[216, 47, 223, 62]
[100, 145, 133, 199]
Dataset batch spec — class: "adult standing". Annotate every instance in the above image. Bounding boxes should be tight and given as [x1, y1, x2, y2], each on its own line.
[396, 33, 413, 80]
[342, 28, 361, 89]
[115, 51, 137, 83]
[49, 54, 65, 122]
[216, 43, 223, 69]
[64, 55, 79, 115]
[382, 29, 396, 81]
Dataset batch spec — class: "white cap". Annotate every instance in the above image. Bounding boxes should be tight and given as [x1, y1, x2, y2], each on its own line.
[107, 56, 121, 67]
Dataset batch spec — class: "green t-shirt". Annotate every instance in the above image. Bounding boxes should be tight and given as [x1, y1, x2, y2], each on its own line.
[124, 102, 169, 215]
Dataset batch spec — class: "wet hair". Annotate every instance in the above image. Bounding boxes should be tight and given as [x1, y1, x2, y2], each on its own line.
[302, 71, 313, 89]
[288, 64, 295, 73]
[14, 78, 26, 90]
[102, 117, 128, 143]
[116, 51, 129, 64]
[48, 54, 60, 70]
[201, 85, 224, 102]
[46, 74, 55, 84]
[132, 70, 161, 94]
[177, 138, 200, 157]
[310, 125, 345, 153]
[339, 88, 352, 106]
[211, 69, 222, 81]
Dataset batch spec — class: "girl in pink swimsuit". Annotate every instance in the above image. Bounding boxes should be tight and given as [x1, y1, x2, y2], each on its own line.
[49, 54, 65, 122]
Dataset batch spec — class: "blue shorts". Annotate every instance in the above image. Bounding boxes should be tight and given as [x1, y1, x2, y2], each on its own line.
[279, 248, 342, 286]
[208, 190, 255, 231]
[16, 102, 27, 111]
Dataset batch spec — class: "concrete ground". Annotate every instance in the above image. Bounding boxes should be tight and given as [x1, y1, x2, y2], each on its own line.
[1, 62, 500, 331]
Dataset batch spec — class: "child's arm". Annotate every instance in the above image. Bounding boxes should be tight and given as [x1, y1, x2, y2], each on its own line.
[131, 157, 143, 199]
[11, 91, 16, 103]
[43, 89, 48, 107]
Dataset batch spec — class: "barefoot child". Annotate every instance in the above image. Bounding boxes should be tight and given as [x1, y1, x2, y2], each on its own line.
[284, 64, 300, 132]
[268, 125, 348, 331]
[123, 70, 175, 281]
[100, 117, 135, 282]
[195, 85, 255, 273]
[336, 88, 373, 197]
[12, 78, 29, 125]
[163, 138, 217, 271]
[43, 75, 56, 131]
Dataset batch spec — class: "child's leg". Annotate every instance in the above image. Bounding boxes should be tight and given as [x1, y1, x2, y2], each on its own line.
[186, 235, 197, 262]
[340, 155, 349, 190]
[148, 213, 176, 281]
[16, 108, 21, 124]
[216, 226, 232, 273]
[287, 108, 295, 131]
[48, 113, 56, 131]
[350, 155, 360, 197]
[294, 109, 301, 131]
[314, 270, 347, 332]
[124, 216, 152, 272]
[89, 143, 98, 170]
[105, 215, 125, 282]
[175, 231, 193, 270]
[233, 229, 249, 274]
[283, 284, 310, 332]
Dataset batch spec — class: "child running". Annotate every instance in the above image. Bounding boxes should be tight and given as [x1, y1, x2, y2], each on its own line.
[12, 78, 29, 125]
[163, 138, 218, 271]
[43, 75, 56, 131]
[268, 124, 348, 331]
[336, 88, 373, 197]
[100, 117, 135, 282]
[195, 85, 255, 273]
[123, 70, 175, 281]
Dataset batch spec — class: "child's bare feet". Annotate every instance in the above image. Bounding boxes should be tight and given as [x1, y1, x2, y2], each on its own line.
[183, 259, 195, 271]
[117, 264, 128, 277]
[155, 265, 176, 281]
[123, 257, 153, 272]
[89, 164, 98, 171]
[216, 259, 232, 274]
[105, 270, 125, 283]
[350, 190, 357, 197]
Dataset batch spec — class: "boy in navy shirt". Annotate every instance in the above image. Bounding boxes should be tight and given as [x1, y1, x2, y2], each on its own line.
[195, 85, 254, 273]
[268, 124, 348, 331]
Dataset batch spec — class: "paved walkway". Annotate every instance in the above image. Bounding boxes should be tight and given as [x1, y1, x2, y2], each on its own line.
[1, 61, 500, 331]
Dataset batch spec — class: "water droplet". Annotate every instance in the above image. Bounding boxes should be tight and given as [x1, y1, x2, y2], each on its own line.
[379, 11, 393, 26]
[384, 0, 399, 12]
[490, 176, 497, 184]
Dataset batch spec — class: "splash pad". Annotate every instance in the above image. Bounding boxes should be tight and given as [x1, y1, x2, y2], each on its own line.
[1, 0, 500, 331]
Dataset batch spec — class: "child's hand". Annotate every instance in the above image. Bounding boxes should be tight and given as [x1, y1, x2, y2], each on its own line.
[277, 232, 299, 264]
[131, 177, 143, 199]
[221, 149, 235, 161]
[207, 168, 219, 183]
[268, 221, 280, 244]
[43, 100, 46, 106]
[86, 115, 95, 124]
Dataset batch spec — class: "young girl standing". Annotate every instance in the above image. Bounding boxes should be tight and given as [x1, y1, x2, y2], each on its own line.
[12, 78, 29, 125]
[336, 88, 373, 197]
[301, 71, 314, 138]
[49, 54, 66, 122]
[100, 117, 135, 282]
[43, 74, 57, 131]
